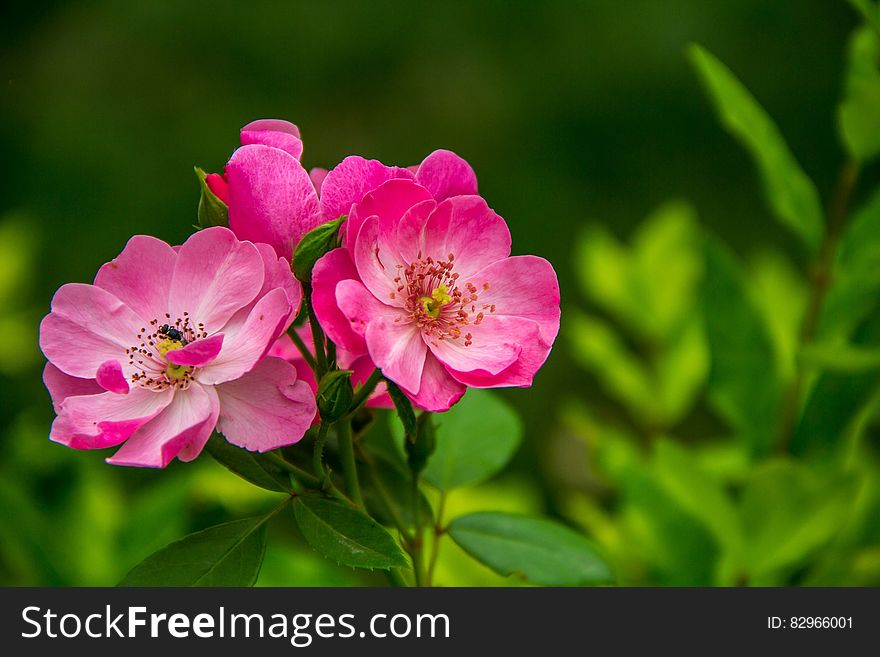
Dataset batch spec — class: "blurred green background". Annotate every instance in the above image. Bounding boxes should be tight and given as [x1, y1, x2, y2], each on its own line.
[2, 0, 879, 586]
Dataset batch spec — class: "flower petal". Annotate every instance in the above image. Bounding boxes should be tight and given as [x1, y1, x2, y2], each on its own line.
[464, 255, 560, 345]
[106, 383, 219, 467]
[226, 143, 322, 259]
[364, 316, 426, 394]
[269, 331, 317, 393]
[445, 321, 552, 388]
[405, 352, 467, 412]
[312, 248, 368, 352]
[423, 196, 511, 280]
[215, 357, 316, 451]
[43, 363, 102, 413]
[39, 283, 141, 378]
[344, 177, 431, 252]
[197, 287, 291, 385]
[320, 155, 414, 226]
[352, 216, 406, 306]
[240, 119, 303, 160]
[415, 149, 478, 201]
[51, 387, 173, 450]
[253, 241, 301, 331]
[96, 359, 129, 394]
[309, 167, 328, 194]
[426, 314, 526, 376]
[166, 333, 224, 367]
[336, 278, 403, 339]
[168, 226, 264, 333]
[94, 235, 177, 323]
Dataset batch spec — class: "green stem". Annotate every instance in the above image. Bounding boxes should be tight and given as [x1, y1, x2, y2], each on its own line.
[264, 451, 319, 489]
[336, 419, 364, 508]
[410, 472, 426, 586]
[288, 326, 316, 371]
[385, 569, 408, 587]
[312, 422, 330, 485]
[303, 286, 328, 376]
[776, 161, 860, 453]
[425, 491, 447, 587]
[347, 368, 384, 417]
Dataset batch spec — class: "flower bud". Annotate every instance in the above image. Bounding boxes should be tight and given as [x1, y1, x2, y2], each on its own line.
[316, 370, 354, 423]
[292, 216, 346, 283]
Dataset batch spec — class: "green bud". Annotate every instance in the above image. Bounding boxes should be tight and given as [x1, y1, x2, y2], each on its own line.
[406, 412, 436, 474]
[194, 166, 229, 228]
[316, 370, 354, 423]
[293, 216, 346, 283]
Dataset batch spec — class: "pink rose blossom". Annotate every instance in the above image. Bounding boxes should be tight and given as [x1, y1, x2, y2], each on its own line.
[39, 227, 316, 467]
[311, 178, 560, 412]
[207, 119, 322, 260]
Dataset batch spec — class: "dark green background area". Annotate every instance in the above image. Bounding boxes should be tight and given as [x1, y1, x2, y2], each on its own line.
[0, 1, 870, 585]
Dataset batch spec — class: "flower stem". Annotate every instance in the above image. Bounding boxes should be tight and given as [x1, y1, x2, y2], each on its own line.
[312, 421, 330, 484]
[776, 160, 859, 452]
[410, 472, 426, 586]
[385, 569, 408, 587]
[425, 491, 447, 587]
[303, 285, 328, 377]
[288, 326, 316, 371]
[346, 368, 384, 417]
[336, 419, 364, 508]
[264, 451, 319, 489]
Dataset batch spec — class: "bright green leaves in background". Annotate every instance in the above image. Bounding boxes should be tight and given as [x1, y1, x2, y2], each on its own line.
[564, 13, 880, 586]
[688, 45, 825, 254]
[448, 512, 611, 586]
[390, 390, 524, 490]
[571, 202, 707, 431]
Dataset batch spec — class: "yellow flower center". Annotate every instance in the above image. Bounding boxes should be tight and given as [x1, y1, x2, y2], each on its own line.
[156, 338, 191, 381]
[418, 284, 453, 319]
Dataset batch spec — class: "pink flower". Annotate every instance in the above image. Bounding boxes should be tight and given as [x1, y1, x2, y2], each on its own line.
[269, 327, 392, 409]
[39, 227, 317, 467]
[207, 119, 322, 260]
[311, 178, 560, 412]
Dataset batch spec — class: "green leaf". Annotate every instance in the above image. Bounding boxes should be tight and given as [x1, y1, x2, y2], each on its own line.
[652, 440, 742, 560]
[839, 26, 880, 162]
[385, 378, 417, 437]
[701, 238, 781, 455]
[391, 390, 523, 490]
[194, 166, 228, 228]
[292, 496, 408, 569]
[292, 216, 345, 282]
[799, 342, 880, 371]
[205, 434, 293, 493]
[820, 187, 880, 342]
[119, 516, 269, 586]
[688, 44, 824, 253]
[849, 0, 880, 39]
[741, 461, 857, 581]
[359, 457, 433, 529]
[567, 310, 656, 419]
[794, 311, 880, 456]
[448, 512, 612, 586]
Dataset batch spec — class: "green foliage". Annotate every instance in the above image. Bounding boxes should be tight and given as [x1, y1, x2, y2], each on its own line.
[688, 44, 824, 253]
[205, 434, 295, 493]
[390, 390, 523, 490]
[119, 515, 269, 586]
[194, 166, 229, 229]
[291, 496, 408, 569]
[839, 25, 880, 162]
[292, 216, 345, 283]
[448, 512, 612, 586]
[701, 238, 782, 455]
